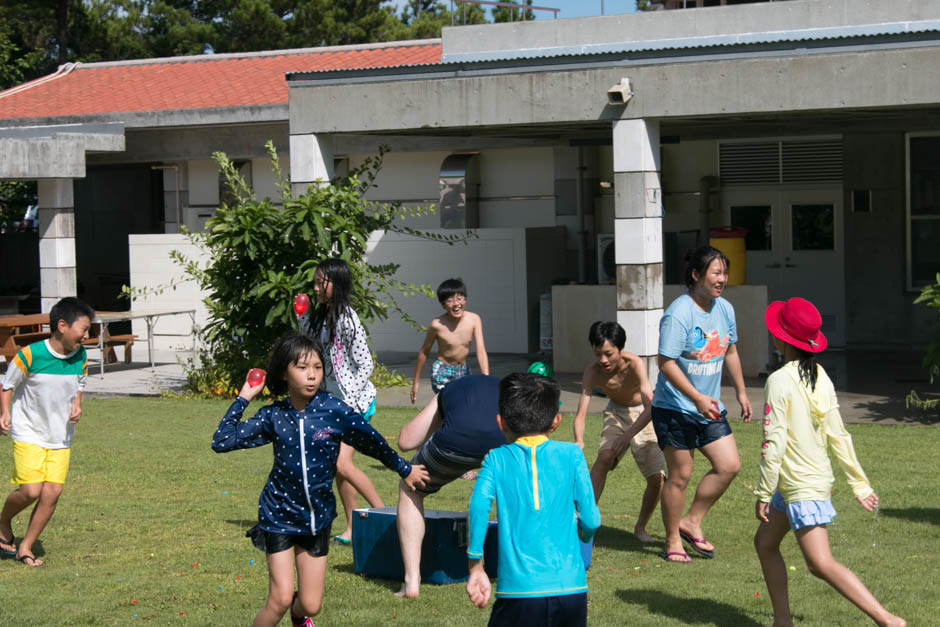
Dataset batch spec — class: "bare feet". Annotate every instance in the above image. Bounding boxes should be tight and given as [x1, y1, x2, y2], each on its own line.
[633, 528, 656, 544]
[394, 583, 419, 598]
[880, 616, 906, 627]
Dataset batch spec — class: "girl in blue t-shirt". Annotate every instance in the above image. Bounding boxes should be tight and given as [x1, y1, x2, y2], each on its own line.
[652, 245, 753, 564]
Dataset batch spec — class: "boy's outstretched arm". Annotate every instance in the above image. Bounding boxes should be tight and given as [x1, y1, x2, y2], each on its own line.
[466, 559, 491, 608]
[572, 366, 595, 450]
[398, 394, 444, 451]
[472, 315, 489, 376]
[573, 451, 601, 542]
[411, 325, 437, 404]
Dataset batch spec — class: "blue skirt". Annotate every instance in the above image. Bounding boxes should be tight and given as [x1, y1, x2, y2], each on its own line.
[771, 491, 837, 531]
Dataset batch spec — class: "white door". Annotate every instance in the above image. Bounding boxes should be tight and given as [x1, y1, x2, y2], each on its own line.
[723, 188, 845, 346]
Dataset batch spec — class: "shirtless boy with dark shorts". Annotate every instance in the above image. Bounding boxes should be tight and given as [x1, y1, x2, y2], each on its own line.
[573, 321, 665, 543]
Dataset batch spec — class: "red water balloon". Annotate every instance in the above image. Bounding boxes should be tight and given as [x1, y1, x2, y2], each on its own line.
[294, 293, 310, 316]
[247, 369, 266, 387]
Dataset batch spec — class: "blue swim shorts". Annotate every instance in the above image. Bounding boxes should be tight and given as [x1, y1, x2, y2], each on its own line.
[651, 405, 732, 451]
[770, 491, 837, 531]
[430, 360, 470, 393]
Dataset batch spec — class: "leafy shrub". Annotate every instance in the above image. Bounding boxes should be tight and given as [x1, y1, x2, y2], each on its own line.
[170, 141, 469, 394]
[906, 272, 940, 410]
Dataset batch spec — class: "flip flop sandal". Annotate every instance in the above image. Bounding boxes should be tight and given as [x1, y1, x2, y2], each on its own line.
[16, 553, 42, 567]
[0, 535, 15, 557]
[658, 551, 691, 564]
[679, 530, 715, 558]
[331, 535, 351, 546]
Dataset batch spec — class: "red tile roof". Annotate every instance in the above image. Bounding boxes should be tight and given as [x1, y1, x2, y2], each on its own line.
[0, 41, 441, 121]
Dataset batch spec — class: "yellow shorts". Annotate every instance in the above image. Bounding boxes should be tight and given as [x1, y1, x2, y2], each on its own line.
[598, 403, 665, 478]
[10, 441, 70, 485]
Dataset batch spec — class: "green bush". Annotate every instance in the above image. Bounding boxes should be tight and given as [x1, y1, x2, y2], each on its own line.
[906, 272, 940, 410]
[170, 141, 469, 395]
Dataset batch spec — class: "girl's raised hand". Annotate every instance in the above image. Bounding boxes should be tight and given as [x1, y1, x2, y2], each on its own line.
[857, 491, 879, 512]
[238, 369, 266, 402]
[402, 463, 430, 491]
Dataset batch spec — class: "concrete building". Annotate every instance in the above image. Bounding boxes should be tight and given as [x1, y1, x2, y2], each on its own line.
[1, 0, 937, 379]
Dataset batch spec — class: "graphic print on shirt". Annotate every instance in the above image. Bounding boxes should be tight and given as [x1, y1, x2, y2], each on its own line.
[684, 326, 730, 376]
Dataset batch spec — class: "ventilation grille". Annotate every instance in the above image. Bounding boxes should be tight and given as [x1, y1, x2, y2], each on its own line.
[781, 140, 843, 183]
[719, 140, 843, 186]
[719, 142, 779, 185]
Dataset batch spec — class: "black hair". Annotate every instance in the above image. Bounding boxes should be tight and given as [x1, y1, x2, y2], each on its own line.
[795, 348, 819, 393]
[684, 245, 730, 289]
[588, 321, 625, 351]
[49, 297, 95, 332]
[311, 258, 355, 347]
[436, 278, 467, 304]
[498, 372, 561, 436]
[266, 332, 326, 396]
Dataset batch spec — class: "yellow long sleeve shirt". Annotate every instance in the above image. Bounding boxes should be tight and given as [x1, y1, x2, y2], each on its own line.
[755, 361, 873, 504]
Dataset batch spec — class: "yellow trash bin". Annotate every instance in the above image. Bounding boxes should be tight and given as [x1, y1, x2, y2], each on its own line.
[709, 226, 748, 286]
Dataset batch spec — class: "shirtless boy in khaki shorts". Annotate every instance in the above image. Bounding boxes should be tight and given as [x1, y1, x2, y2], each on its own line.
[573, 321, 665, 543]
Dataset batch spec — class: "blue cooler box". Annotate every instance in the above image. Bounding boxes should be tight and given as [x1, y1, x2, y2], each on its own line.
[352, 507, 498, 584]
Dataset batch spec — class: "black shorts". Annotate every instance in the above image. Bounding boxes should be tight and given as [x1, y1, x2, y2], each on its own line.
[651, 406, 732, 451]
[246, 524, 331, 556]
[489, 593, 587, 627]
[411, 436, 482, 494]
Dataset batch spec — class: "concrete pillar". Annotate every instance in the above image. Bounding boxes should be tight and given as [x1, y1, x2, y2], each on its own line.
[612, 119, 663, 383]
[37, 178, 77, 313]
[289, 133, 334, 196]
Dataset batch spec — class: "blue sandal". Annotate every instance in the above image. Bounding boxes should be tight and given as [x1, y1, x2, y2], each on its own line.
[0, 535, 15, 557]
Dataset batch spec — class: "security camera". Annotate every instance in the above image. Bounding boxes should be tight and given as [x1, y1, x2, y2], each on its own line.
[607, 78, 633, 106]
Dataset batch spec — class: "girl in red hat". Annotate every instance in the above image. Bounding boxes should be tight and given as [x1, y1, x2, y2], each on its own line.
[754, 297, 906, 627]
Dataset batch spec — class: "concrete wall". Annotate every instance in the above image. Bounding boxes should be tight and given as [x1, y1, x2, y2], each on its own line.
[551, 285, 616, 373]
[843, 132, 933, 349]
[290, 46, 940, 134]
[364, 228, 530, 354]
[128, 234, 209, 363]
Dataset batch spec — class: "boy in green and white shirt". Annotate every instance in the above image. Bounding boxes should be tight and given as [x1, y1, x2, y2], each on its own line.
[0, 297, 94, 566]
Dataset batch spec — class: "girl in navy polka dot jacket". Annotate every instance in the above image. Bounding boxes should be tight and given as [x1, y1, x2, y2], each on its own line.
[212, 332, 428, 627]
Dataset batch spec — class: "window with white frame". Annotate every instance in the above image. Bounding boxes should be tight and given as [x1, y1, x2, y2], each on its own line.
[907, 133, 940, 290]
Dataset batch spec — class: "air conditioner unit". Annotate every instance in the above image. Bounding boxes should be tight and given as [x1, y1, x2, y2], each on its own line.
[597, 234, 616, 285]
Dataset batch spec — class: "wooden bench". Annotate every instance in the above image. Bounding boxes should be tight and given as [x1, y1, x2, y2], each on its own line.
[82, 323, 138, 364]
[0, 314, 138, 366]
[0, 313, 51, 365]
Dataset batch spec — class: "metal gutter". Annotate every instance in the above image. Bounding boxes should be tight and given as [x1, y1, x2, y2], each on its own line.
[286, 19, 940, 85]
[287, 37, 940, 87]
[441, 20, 940, 63]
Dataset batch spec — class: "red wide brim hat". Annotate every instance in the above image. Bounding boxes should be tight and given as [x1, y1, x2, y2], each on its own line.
[765, 297, 828, 353]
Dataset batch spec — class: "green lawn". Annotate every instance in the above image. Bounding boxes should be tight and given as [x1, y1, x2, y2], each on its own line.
[0, 397, 934, 625]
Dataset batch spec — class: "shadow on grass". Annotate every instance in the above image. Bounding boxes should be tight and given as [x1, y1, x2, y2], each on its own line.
[879, 506, 940, 527]
[224, 519, 258, 529]
[615, 588, 761, 626]
[849, 396, 939, 425]
[332, 562, 403, 592]
[594, 525, 651, 553]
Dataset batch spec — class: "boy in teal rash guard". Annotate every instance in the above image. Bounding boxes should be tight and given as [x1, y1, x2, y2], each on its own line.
[466, 373, 600, 626]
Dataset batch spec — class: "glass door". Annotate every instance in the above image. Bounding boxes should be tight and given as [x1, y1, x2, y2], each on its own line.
[724, 188, 845, 347]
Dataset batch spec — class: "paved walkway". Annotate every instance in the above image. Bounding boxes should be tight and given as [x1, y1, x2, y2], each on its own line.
[78, 351, 938, 426]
